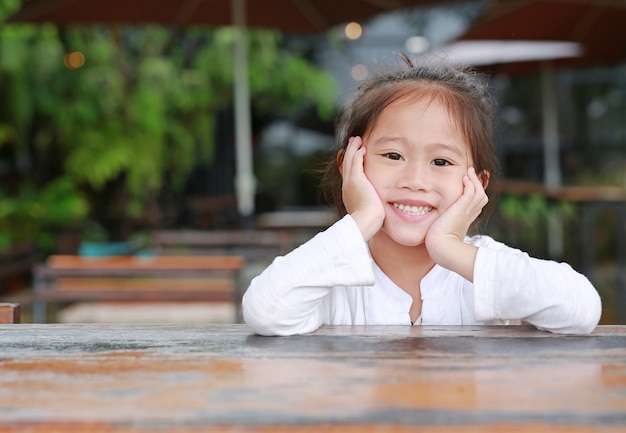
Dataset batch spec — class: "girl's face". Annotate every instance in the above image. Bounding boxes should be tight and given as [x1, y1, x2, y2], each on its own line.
[363, 96, 473, 247]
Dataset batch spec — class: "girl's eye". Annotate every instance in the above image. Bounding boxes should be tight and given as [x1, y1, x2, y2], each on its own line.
[384, 152, 403, 161]
[432, 158, 451, 166]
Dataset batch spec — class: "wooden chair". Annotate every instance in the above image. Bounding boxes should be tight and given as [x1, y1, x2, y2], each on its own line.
[0, 303, 20, 324]
[32, 255, 245, 323]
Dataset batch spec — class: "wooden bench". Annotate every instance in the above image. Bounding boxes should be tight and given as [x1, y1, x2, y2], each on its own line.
[32, 255, 245, 323]
[0, 303, 20, 324]
[255, 209, 339, 231]
[255, 209, 339, 247]
[150, 229, 293, 262]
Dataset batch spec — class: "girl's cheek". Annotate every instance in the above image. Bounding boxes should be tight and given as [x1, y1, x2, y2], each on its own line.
[447, 177, 466, 204]
[363, 153, 376, 176]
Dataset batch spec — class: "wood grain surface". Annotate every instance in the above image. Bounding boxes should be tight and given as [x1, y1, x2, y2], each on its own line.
[1, 324, 625, 432]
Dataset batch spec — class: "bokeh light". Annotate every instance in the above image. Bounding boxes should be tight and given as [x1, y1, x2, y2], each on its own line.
[64, 51, 86, 69]
[351, 64, 368, 81]
[404, 36, 430, 54]
[345, 22, 363, 40]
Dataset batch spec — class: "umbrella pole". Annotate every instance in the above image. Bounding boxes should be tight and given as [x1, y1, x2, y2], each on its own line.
[541, 61, 562, 190]
[232, 0, 256, 227]
[541, 60, 564, 259]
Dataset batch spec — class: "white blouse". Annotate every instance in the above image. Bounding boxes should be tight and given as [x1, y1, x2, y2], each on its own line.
[242, 215, 602, 336]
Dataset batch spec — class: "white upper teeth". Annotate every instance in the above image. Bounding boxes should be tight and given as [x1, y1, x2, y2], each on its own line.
[394, 203, 432, 216]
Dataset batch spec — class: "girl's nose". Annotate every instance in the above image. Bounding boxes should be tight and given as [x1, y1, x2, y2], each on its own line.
[397, 162, 431, 191]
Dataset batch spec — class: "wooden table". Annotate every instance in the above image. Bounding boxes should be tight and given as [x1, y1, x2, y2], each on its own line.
[1, 324, 625, 432]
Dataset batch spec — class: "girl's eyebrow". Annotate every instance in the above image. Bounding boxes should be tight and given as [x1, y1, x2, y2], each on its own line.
[424, 142, 465, 156]
[370, 135, 402, 144]
[368, 136, 409, 148]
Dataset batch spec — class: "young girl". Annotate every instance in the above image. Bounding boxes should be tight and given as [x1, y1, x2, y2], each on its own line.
[242, 54, 602, 336]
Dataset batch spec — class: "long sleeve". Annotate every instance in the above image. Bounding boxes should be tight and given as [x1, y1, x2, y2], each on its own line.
[242, 215, 374, 336]
[472, 237, 602, 334]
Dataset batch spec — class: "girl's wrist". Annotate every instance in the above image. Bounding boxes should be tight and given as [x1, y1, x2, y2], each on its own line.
[428, 238, 478, 282]
[351, 210, 383, 241]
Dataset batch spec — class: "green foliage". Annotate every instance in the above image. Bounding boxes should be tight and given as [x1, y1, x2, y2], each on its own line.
[0, 176, 88, 251]
[498, 194, 575, 227]
[0, 17, 338, 242]
[490, 193, 577, 261]
[36, 26, 221, 216]
[0, 0, 20, 21]
[498, 194, 549, 227]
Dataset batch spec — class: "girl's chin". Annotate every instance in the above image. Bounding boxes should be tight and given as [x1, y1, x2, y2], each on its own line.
[380, 226, 428, 247]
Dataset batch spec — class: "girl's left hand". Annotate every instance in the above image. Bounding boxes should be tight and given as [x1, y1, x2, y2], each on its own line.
[425, 167, 488, 274]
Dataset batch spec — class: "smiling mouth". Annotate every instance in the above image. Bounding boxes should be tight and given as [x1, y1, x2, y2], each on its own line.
[393, 203, 433, 216]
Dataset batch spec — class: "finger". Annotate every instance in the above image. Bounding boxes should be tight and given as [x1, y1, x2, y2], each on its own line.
[467, 167, 484, 191]
[342, 137, 359, 176]
[341, 141, 353, 179]
[455, 176, 476, 217]
[456, 172, 475, 206]
[343, 137, 364, 180]
[465, 168, 488, 215]
[454, 172, 479, 213]
[468, 167, 489, 202]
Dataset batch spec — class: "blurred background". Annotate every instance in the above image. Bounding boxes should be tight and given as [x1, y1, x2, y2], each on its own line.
[0, 0, 624, 323]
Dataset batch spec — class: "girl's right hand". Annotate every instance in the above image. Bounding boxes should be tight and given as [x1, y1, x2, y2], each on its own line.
[341, 136, 385, 240]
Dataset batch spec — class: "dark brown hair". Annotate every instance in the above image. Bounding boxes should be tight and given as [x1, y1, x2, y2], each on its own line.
[321, 53, 501, 229]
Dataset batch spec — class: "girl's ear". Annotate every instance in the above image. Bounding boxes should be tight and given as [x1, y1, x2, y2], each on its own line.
[479, 170, 490, 190]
